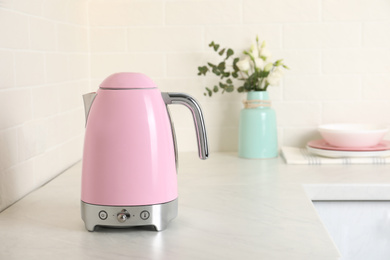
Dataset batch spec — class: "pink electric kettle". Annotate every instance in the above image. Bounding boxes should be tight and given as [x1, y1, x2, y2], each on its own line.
[81, 72, 208, 231]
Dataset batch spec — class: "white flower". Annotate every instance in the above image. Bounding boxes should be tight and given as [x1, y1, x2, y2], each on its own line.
[259, 47, 272, 60]
[266, 74, 281, 86]
[273, 67, 285, 76]
[253, 57, 264, 70]
[236, 58, 251, 72]
[266, 68, 284, 86]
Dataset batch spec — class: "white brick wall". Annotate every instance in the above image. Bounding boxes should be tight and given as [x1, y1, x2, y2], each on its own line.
[1, 0, 390, 211]
[244, 0, 320, 23]
[87, 0, 390, 154]
[0, 0, 88, 211]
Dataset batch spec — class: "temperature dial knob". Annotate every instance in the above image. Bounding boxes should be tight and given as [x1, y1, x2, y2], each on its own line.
[117, 209, 130, 223]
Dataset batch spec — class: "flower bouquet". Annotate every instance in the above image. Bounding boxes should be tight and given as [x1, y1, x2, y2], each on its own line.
[197, 36, 289, 97]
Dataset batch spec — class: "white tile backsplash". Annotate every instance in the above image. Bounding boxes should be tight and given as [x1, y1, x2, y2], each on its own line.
[322, 50, 390, 74]
[205, 25, 282, 51]
[17, 119, 47, 162]
[57, 24, 88, 52]
[11, 0, 43, 16]
[91, 53, 165, 79]
[32, 85, 59, 118]
[0, 129, 19, 171]
[45, 53, 69, 83]
[283, 23, 361, 49]
[29, 17, 56, 51]
[127, 27, 203, 52]
[42, 0, 69, 23]
[166, 53, 206, 77]
[322, 0, 390, 21]
[1, 0, 390, 212]
[0, 89, 32, 130]
[274, 50, 321, 74]
[322, 101, 390, 125]
[68, 54, 89, 80]
[165, 1, 242, 25]
[0, 51, 14, 88]
[362, 75, 390, 100]
[88, 0, 164, 26]
[90, 28, 127, 53]
[243, 0, 320, 23]
[58, 82, 83, 113]
[0, 9, 29, 49]
[284, 75, 361, 101]
[274, 102, 322, 127]
[14, 52, 45, 87]
[0, 1, 88, 212]
[363, 22, 390, 48]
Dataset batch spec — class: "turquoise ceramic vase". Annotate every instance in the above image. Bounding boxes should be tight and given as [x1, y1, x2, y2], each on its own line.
[238, 91, 278, 159]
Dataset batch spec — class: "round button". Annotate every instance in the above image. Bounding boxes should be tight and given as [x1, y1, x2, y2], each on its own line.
[98, 210, 108, 220]
[140, 210, 150, 220]
[117, 209, 130, 223]
[117, 213, 127, 223]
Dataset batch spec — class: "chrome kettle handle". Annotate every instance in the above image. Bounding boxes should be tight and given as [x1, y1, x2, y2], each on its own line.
[162, 92, 209, 160]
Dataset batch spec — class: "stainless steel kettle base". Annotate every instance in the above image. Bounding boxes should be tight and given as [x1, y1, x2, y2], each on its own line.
[81, 199, 178, 232]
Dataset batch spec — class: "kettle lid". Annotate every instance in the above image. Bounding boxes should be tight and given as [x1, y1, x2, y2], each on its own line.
[99, 72, 157, 89]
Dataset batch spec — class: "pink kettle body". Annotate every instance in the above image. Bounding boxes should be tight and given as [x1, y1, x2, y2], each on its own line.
[81, 72, 208, 231]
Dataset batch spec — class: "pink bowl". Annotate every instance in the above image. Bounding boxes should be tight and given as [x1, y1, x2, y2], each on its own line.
[318, 124, 389, 148]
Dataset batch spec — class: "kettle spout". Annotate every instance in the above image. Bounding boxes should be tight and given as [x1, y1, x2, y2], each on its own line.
[82, 92, 97, 125]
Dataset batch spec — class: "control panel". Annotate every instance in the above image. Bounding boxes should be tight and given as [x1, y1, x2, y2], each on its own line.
[96, 208, 151, 224]
[81, 199, 178, 231]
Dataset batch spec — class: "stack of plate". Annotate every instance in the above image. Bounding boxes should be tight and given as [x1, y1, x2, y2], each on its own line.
[307, 124, 390, 158]
[307, 139, 390, 158]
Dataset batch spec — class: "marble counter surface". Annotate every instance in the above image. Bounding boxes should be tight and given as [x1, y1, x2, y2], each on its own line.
[1, 152, 390, 259]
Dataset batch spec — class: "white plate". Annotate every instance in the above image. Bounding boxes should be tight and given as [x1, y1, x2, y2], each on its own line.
[306, 145, 390, 158]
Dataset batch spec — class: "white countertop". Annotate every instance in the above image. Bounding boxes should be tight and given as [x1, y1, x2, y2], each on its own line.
[1, 152, 390, 259]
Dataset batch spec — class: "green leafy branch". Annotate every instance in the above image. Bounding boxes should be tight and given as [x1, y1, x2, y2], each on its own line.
[197, 36, 289, 97]
[197, 42, 240, 97]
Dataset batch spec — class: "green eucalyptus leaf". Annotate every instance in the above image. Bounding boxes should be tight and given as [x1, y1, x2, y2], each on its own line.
[209, 41, 214, 47]
[237, 86, 244, 92]
[226, 85, 234, 92]
[206, 87, 212, 97]
[226, 49, 234, 60]
[214, 44, 220, 51]
[217, 62, 225, 71]
[218, 48, 225, 56]
[244, 81, 251, 91]
[212, 67, 221, 76]
[233, 57, 240, 71]
[213, 86, 219, 92]
[226, 78, 232, 84]
[207, 62, 216, 68]
[197, 66, 208, 76]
